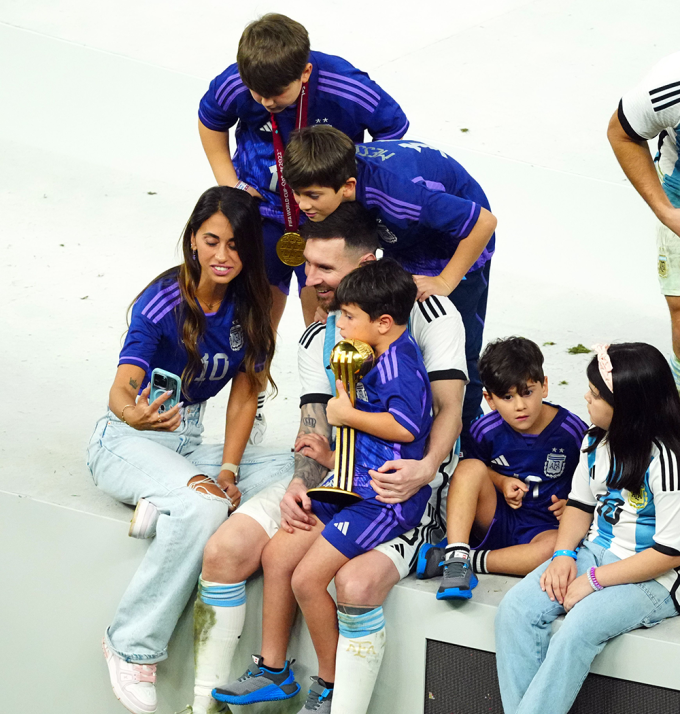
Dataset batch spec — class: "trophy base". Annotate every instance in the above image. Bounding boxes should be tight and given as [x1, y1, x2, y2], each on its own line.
[307, 487, 363, 507]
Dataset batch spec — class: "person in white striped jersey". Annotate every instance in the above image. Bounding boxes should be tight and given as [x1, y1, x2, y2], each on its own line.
[496, 343, 680, 714]
[608, 53, 680, 389]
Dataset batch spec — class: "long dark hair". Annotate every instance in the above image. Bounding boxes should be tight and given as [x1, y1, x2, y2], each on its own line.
[586, 342, 680, 494]
[130, 186, 276, 398]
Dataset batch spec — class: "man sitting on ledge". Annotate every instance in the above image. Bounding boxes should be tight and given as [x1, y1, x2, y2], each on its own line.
[188, 202, 468, 714]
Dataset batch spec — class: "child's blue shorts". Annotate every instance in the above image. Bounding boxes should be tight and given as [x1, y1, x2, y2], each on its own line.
[471, 491, 560, 550]
[312, 487, 431, 559]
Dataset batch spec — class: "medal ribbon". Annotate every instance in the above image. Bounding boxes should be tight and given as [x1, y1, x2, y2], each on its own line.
[270, 82, 309, 231]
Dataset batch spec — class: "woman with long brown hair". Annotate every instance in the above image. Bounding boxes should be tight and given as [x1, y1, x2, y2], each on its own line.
[87, 186, 292, 714]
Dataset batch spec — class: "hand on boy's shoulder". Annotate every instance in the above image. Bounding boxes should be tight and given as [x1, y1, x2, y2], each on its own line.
[413, 274, 454, 302]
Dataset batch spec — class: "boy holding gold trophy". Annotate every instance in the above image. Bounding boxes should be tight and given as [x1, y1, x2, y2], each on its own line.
[215, 259, 433, 712]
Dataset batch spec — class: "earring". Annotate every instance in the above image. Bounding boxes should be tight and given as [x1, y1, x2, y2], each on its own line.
[192, 249, 197, 261]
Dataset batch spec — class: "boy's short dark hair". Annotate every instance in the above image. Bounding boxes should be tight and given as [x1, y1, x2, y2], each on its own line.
[300, 202, 379, 255]
[334, 258, 416, 325]
[237, 14, 310, 97]
[284, 126, 357, 192]
[478, 337, 545, 396]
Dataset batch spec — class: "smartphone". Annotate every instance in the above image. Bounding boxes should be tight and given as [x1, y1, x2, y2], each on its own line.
[149, 368, 182, 412]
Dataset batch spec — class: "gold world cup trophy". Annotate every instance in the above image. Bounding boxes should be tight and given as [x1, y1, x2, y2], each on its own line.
[307, 339, 375, 507]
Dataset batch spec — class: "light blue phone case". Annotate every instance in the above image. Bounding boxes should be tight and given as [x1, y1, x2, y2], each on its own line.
[149, 368, 182, 412]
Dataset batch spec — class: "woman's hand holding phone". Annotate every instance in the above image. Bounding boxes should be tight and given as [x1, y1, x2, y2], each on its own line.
[126, 386, 183, 431]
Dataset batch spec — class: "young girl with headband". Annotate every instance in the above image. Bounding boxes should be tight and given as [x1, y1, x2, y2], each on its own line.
[87, 186, 292, 714]
[495, 342, 680, 714]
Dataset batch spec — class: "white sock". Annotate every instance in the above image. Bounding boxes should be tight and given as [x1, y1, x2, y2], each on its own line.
[331, 607, 386, 714]
[193, 577, 247, 704]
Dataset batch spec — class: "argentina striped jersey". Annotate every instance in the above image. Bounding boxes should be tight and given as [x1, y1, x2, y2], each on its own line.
[568, 437, 680, 597]
[619, 52, 680, 206]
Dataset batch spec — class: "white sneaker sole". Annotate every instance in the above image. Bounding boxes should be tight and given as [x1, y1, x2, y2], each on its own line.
[129, 498, 159, 539]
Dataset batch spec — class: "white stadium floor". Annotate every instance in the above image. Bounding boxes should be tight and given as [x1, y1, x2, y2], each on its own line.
[2, 1, 680, 711]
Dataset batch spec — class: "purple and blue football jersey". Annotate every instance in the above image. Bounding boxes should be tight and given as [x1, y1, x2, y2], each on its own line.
[119, 275, 249, 404]
[352, 331, 433, 496]
[313, 330, 433, 558]
[467, 404, 588, 513]
[354, 140, 495, 275]
[198, 51, 408, 222]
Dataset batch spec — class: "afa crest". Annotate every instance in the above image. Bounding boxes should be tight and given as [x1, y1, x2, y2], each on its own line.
[229, 323, 244, 351]
[356, 383, 368, 402]
[628, 485, 649, 510]
[659, 255, 669, 279]
[544, 453, 566, 479]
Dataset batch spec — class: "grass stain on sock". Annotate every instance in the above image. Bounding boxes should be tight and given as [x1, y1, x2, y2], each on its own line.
[193, 597, 217, 659]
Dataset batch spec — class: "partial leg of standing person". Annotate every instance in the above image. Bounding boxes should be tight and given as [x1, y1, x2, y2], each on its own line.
[448, 260, 491, 453]
[657, 223, 680, 389]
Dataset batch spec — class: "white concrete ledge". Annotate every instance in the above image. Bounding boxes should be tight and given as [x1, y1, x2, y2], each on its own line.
[3, 491, 679, 714]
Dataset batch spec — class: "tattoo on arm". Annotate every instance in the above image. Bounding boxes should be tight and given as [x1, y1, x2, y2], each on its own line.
[129, 378, 139, 390]
[295, 402, 332, 489]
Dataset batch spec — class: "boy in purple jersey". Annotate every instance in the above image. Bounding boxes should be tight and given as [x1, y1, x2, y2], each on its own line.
[417, 337, 587, 601]
[282, 125, 497, 453]
[213, 259, 432, 712]
[198, 13, 408, 326]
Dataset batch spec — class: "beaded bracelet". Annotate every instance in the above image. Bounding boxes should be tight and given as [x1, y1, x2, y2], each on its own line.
[551, 549, 578, 561]
[587, 566, 604, 591]
[121, 404, 135, 426]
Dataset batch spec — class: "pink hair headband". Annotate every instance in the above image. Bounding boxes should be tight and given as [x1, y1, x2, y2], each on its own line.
[592, 343, 613, 393]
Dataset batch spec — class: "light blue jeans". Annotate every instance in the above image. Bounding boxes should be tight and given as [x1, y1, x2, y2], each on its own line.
[87, 404, 293, 663]
[495, 540, 678, 714]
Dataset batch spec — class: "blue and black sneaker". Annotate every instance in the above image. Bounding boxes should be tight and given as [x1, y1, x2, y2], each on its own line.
[212, 655, 300, 705]
[297, 677, 333, 713]
[436, 554, 478, 600]
[416, 541, 447, 580]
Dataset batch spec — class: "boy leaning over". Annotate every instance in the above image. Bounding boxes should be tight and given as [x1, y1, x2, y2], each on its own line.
[418, 337, 587, 599]
[282, 125, 497, 449]
[198, 13, 408, 321]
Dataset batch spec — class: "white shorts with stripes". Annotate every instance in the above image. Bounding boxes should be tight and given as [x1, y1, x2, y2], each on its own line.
[235, 447, 459, 580]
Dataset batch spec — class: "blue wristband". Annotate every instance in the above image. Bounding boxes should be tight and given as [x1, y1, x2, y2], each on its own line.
[552, 549, 578, 561]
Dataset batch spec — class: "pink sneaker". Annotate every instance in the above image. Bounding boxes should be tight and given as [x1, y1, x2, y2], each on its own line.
[129, 498, 159, 539]
[103, 638, 158, 714]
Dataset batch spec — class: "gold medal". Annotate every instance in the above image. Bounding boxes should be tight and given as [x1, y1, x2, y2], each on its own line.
[276, 231, 306, 267]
